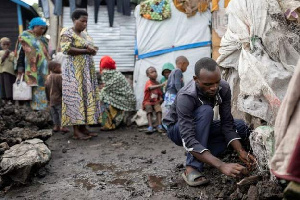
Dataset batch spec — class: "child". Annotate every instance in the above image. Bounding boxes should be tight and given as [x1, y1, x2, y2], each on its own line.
[143, 66, 164, 133]
[45, 61, 69, 133]
[165, 56, 189, 108]
[160, 62, 174, 96]
[0, 37, 16, 105]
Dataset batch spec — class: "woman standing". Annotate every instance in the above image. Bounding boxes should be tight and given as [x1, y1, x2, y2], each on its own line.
[16, 17, 50, 110]
[60, 9, 101, 139]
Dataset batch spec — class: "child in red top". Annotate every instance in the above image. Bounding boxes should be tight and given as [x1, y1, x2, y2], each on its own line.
[142, 66, 165, 134]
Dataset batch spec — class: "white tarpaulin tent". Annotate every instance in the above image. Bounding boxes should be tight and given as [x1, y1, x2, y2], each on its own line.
[133, 1, 212, 109]
[217, 0, 298, 125]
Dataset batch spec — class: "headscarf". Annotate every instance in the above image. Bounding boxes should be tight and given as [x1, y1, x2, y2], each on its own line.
[100, 56, 116, 71]
[161, 62, 175, 75]
[28, 17, 47, 30]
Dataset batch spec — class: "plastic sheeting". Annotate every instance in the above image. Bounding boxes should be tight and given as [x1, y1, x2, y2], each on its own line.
[133, 1, 211, 109]
[249, 126, 275, 176]
[217, 0, 298, 125]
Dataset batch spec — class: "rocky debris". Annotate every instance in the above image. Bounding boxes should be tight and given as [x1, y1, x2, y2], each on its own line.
[247, 185, 259, 200]
[257, 180, 284, 199]
[237, 175, 262, 193]
[1, 128, 52, 147]
[0, 143, 9, 155]
[35, 167, 49, 178]
[0, 139, 51, 185]
[24, 111, 51, 129]
[0, 104, 51, 132]
[229, 178, 283, 200]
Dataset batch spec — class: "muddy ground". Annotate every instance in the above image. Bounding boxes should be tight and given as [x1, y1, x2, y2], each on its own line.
[3, 125, 283, 200]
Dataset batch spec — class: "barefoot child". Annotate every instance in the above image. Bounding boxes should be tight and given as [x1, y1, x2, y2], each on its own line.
[142, 66, 165, 133]
[45, 61, 69, 133]
[0, 37, 16, 105]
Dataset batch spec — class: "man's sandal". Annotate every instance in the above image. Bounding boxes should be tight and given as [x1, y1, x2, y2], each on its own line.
[181, 170, 209, 186]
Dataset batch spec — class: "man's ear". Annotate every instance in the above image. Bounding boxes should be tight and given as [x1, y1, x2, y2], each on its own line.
[193, 76, 198, 81]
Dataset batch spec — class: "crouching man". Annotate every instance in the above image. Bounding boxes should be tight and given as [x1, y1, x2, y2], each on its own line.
[163, 57, 256, 186]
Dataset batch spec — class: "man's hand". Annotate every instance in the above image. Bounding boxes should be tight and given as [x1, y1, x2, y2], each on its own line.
[218, 162, 248, 178]
[238, 149, 256, 170]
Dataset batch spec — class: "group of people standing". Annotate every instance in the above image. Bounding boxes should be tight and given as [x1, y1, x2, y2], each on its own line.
[0, 8, 258, 187]
[0, 9, 136, 140]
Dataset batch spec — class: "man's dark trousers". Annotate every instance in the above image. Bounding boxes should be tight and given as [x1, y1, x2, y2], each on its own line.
[166, 105, 250, 172]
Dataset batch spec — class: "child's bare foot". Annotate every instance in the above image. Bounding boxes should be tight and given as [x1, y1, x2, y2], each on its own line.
[53, 125, 60, 132]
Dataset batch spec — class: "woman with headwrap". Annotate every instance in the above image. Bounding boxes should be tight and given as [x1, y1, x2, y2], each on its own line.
[60, 9, 101, 140]
[16, 17, 50, 110]
[99, 56, 136, 130]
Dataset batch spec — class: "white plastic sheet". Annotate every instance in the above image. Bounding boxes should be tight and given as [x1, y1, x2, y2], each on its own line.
[217, 0, 297, 124]
[134, 48, 211, 109]
[134, 1, 212, 109]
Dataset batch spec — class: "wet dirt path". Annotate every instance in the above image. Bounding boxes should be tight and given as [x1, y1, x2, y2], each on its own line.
[4, 126, 240, 199]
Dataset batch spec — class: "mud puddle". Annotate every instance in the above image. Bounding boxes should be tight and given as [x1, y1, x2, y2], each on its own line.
[86, 163, 117, 172]
[109, 178, 133, 186]
[148, 175, 166, 192]
[74, 178, 96, 191]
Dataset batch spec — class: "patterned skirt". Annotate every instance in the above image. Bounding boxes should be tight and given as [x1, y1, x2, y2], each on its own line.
[30, 86, 48, 111]
[100, 103, 124, 130]
[61, 56, 102, 126]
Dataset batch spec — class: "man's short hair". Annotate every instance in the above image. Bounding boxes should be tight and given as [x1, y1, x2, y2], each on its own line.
[72, 9, 88, 21]
[194, 57, 218, 78]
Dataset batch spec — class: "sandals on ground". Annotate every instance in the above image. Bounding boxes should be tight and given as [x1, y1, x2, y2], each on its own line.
[181, 170, 210, 186]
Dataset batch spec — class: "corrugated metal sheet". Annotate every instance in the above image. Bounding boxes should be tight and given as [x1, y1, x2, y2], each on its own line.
[0, 1, 18, 50]
[62, 6, 136, 72]
[0, 0, 38, 50]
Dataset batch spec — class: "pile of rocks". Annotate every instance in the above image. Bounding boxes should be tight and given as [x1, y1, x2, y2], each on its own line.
[0, 104, 52, 188]
[0, 104, 52, 132]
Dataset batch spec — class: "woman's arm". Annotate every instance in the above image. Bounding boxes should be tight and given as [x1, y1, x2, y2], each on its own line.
[16, 48, 25, 76]
[67, 45, 96, 56]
